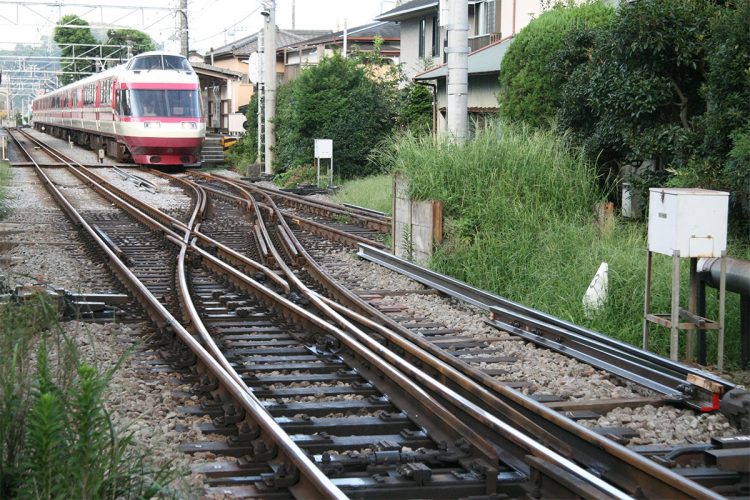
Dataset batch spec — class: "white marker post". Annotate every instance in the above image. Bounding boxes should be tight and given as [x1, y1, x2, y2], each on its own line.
[314, 138, 333, 187]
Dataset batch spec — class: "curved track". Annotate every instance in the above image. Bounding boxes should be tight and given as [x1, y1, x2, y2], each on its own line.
[5, 131, 748, 498]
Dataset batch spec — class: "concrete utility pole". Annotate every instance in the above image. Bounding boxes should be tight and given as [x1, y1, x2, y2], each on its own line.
[446, 0, 469, 142]
[179, 0, 189, 57]
[257, 29, 264, 165]
[262, 1, 276, 174]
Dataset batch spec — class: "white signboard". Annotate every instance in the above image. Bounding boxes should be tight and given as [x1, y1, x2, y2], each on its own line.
[314, 138, 333, 159]
[246, 53, 260, 83]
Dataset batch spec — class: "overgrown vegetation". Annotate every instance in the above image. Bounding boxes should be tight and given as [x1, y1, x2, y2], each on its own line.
[550, 0, 750, 231]
[498, 1, 615, 127]
[273, 53, 397, 178]
[0, 159, 10, 218]
[384, 121, 748, 367]
[333, 174, 393, 215]
[0, 297, 177, 498]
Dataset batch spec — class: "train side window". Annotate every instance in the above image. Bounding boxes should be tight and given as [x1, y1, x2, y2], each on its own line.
[118, 90, 132, 116]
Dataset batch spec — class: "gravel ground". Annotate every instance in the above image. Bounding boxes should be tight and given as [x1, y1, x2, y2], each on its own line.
[22, 128, 121, 165]
[0, 161, 210, 495]
[62, 320, 207, 496]
[313, 237, 742, 447]
[97, 168, 193, 214]
[0, 166, 116, 293]
[231, 174, 744, 448]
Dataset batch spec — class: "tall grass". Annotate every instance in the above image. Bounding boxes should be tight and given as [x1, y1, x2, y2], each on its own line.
[0, 159, 10, 218]
[385, 121, 748, 368]
[0, 296, 178, 498]
[333, 174, 393, 215]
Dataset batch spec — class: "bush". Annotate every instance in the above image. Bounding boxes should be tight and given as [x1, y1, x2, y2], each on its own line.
[273, 53, 397, 178]
[696, 0, 750, 230]
[555, 0, 750, 231]
[274, 164, 317, 188]
[0, 297, 177, 498]
[398, 83, 433, 135]
[498, 1, 615, 127]
[385, 120, 749, 366]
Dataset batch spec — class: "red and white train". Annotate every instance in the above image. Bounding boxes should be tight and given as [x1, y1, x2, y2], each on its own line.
[32, 52, 205, 166]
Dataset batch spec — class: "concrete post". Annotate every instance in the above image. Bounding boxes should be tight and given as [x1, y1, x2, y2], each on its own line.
[446, 0, 469, 142]
[257, 29, 264, 165]
[263, 1, 276, 175]
[180, 0, 189, 57]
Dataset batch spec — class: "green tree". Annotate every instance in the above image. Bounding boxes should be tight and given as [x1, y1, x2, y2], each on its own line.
[498, 1, 615, 127]
[105, 28, 156, 62]
[695, 0, 750, 228]
[398, 83, 433, 135]
[555, 0, 719, 182]
[273, 53, 397, 178]
[54, 14, 98, 85]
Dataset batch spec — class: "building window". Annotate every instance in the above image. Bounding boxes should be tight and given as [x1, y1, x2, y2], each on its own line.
[431, 16, 439, 57]
[418, 18, 426, 58]
[477, 0, 496, 35]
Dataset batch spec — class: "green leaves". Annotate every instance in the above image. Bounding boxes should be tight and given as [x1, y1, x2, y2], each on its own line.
[273, 53, 398, 178]
[0, 299, 178, 499]
[548, 0, 750, 231]
[54, 14, 98, 85]
[498, 1, 615, 127]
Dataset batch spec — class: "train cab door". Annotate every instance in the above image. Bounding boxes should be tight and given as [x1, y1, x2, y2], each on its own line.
[110, 79, 126, 161]
[95, 80, 100, 129]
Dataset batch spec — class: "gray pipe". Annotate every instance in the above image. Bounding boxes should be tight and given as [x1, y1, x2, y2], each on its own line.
[698, 257, 750, 296]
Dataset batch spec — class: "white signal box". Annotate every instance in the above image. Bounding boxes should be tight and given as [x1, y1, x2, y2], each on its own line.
[648, 188, 729, 258]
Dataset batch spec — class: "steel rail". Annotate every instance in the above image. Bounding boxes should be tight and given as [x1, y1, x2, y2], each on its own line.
[17, 139, 556, 495]
[184, 175, 657, 499]
[357, 243, 736, 409]
[9, 130, 346, 499]
[189, 173, 388, 251]
[246, 180, 392, 233]
[194, 173, 726, 499]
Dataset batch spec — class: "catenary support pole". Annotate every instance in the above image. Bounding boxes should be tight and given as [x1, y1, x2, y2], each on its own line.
[257, 28, 264, 166]
[263, 1, 276, 175]
[446, 0, 468, 142]
[180, 0, 189, 57]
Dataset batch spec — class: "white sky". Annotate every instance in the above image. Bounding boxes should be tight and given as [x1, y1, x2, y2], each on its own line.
[0, 0, 400, 54]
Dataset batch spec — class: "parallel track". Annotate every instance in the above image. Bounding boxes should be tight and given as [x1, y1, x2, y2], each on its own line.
[6, 130, 748, 498]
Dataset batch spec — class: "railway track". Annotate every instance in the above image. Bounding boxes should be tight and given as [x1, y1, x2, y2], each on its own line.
[4, 129, 749, 498]
[185, 170, 750, 497]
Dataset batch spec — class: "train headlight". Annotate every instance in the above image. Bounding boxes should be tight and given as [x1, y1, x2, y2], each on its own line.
[181, 122, 197, 129]
[144, 121, 160, 129]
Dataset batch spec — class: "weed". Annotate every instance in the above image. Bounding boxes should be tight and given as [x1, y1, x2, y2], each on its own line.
[0, 295, 179, 498]
[385, 120, 750, 368]
[0, 159, 10, 219]
[333, 175, 393, 215]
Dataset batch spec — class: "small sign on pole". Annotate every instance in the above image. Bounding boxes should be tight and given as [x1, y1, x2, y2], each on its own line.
[314, 138, 333, 187]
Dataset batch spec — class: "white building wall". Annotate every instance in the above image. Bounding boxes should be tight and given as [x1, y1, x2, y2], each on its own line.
[400, 19, 423, 79]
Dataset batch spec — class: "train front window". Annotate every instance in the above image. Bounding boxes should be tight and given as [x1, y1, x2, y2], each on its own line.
[163, 56, 191, 71]
[130, 56, 162, 70]
[125, 89, 201, 118]
[130, 55, 191, 72]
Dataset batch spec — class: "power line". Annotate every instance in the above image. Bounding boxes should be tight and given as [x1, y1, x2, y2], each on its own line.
[191, 6, 260, 44]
